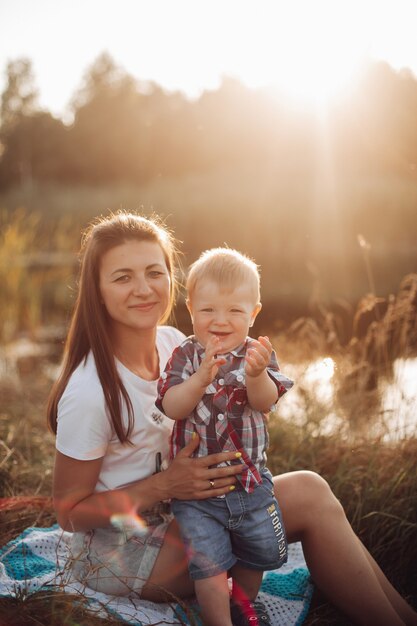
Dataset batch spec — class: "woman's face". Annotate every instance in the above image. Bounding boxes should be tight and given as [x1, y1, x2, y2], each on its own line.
[99, 240, 171, 334]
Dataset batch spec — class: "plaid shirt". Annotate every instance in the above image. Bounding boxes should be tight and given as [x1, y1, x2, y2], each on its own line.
[156, 336, 293, 493]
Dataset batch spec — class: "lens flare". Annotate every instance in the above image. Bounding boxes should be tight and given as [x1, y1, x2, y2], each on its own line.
[110, 513, 148, 536]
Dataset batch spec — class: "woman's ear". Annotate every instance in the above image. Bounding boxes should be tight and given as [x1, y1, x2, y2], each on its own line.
[249, 302, 262, 327]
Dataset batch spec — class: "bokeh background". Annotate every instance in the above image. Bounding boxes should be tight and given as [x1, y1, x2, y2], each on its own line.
[0, 0, 416, 342]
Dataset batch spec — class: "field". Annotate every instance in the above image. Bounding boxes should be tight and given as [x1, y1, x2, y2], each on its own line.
[0, 189, 416, 624]
[1, 316, 416, 625]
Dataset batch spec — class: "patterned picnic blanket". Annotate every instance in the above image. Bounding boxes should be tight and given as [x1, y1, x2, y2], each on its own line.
[0, 525, 313, 625]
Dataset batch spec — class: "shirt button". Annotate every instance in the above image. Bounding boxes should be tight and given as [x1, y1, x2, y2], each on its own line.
[217, 413, 225, 421]
[218, 378, 224, 386]
[237, 374, 244, 382]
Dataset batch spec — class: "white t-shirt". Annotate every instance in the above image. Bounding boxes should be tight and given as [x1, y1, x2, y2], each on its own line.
[56, 326, 185, 493]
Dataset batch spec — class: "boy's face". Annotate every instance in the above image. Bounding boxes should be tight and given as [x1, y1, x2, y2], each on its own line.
[187, 279, 261, 354]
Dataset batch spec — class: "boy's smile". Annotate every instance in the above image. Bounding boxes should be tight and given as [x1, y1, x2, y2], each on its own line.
[187, 279, 261, 354]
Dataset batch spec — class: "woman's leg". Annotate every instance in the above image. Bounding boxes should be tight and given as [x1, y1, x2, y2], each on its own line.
[358, 538, 417, 625]
[273, 471, 417, 626]
[141, 518, 194, 602]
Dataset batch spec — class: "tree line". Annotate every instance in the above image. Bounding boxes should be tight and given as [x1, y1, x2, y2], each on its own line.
[1, 52, 417, 189]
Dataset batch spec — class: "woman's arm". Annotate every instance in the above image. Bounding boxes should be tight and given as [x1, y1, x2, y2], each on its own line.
[53, 435, 243, 532]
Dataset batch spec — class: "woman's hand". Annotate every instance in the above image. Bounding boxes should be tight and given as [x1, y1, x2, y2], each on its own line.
[162, 434, 243, 500]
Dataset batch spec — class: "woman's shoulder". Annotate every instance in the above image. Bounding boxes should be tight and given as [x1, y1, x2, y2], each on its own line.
[61, 353, 105, 409]
[57, 354, 111, 457]
[157, 325, 186, 349]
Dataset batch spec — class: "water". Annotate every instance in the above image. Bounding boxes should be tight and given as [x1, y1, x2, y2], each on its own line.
[380, 358, 417, 440]
[1, 336, 416, 440]
[276, 357, 417, 441]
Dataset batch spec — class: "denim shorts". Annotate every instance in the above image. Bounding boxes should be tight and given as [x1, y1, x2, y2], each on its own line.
[68, 503, 173, 596]
[172, 468, 288, 580]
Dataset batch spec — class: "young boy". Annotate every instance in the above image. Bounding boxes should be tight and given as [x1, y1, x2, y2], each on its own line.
[156, 248, 293, 626]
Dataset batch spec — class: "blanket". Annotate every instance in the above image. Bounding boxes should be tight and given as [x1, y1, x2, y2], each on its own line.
[0, 526, 313, 625]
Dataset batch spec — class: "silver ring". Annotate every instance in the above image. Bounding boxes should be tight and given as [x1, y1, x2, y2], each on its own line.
[209, 479, 215, 489]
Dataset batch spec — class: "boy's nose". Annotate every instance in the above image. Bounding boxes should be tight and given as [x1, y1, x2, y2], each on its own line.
[213, 313, 228, 324]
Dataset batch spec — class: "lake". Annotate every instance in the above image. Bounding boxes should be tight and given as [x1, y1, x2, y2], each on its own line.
[1, 337, 416, 441]
[275, 357, 417, 441]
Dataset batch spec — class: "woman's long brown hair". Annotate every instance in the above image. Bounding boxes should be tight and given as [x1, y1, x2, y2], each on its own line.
[47, 211, 179, 444]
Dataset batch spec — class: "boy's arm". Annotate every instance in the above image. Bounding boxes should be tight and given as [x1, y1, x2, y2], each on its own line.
[161, 374, 209, 420]
[160, 336, 226, 420]
[245, 337, 285, 411]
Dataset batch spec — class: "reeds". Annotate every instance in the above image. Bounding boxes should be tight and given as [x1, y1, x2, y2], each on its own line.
[0, 221, 416, 623]
[1, 349, 416, 625]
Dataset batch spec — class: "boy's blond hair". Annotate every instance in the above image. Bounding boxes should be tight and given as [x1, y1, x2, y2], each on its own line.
[186, 247, 261, 303]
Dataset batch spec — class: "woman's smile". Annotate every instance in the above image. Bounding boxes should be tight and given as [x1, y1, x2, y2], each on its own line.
[129, 302, 158, 311]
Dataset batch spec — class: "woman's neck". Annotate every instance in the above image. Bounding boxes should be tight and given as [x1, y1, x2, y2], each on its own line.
[112, 326, 160, 381]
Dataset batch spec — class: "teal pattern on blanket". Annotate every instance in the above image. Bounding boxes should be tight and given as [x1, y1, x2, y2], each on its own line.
[0, 526, 313, 625]
[0, 537, 55, 581]
[1, 546, 55, 581]
[261, 568, 312, 601]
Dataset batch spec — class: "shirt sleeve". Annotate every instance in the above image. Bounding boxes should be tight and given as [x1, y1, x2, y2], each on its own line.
[56, 375, 112, 460]
[266, 349, 294, 410]
[156, 342, 195, 412]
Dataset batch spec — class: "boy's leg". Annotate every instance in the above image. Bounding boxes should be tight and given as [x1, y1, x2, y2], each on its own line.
[226, 473, 282, 626]
[230, 563, 263, 601]
[194, 572, 233, 626]
[230, 565, 271, 626]
[171, 498, 237, 624]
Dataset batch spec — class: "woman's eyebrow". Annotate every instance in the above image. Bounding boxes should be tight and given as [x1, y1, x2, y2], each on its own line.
[146, 263, 165, 269]
[110, 263, 165, 276]
[111, 267, 132, 275]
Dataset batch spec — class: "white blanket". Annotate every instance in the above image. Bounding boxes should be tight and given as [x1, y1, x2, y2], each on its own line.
[0, 525, 313, 625]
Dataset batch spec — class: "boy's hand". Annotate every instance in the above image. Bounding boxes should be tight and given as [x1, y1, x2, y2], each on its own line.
[194, 336, 226, 388]
[245, 336, 273, 378]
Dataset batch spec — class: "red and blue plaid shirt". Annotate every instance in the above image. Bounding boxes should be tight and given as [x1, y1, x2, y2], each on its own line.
[156, 336, 293, 493]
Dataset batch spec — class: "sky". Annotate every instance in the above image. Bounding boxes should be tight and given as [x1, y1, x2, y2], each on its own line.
[1, 0, 417, 120]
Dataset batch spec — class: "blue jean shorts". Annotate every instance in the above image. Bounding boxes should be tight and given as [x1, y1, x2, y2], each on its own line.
[68, 503, 173, 596]
[172, 468, 288, 580]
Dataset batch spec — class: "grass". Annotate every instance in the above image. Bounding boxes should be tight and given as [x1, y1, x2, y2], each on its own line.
[268, 421, 417, 624]
[0, 355, 416, 625]
[1, 271, 417, 624]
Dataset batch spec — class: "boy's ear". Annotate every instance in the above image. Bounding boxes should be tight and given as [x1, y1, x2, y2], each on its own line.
[249, 302, 262, 327]
[186, 298, 193, 321]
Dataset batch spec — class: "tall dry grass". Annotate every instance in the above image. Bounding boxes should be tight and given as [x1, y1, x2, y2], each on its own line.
[0, 203, 416, 623]
[1, 340, 416, 625]
[0, 208, 78, 343]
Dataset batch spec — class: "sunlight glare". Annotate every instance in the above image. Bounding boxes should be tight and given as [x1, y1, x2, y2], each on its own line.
[234, 2, 369, 108]
[5, 0, 415, 117]
[305, 357, 335, 383]
[111, 513, 148, 536]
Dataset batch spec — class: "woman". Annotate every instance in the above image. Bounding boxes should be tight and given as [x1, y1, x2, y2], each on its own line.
[47, 211, 416, 626]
